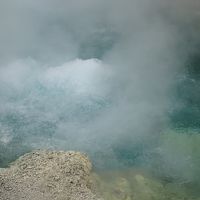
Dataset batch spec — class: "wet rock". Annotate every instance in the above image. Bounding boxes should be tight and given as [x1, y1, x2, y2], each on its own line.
[90, 169, 198, 200]
[91, 173, 132, 200]
[133, 174, 165, 200]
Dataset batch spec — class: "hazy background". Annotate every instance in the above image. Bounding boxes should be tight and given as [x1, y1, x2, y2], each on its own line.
[0, 0, 200, 185]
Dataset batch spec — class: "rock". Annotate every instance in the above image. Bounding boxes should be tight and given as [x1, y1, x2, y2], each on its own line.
[0, 150, 101, 200]
[0, 168, 6, 173]
[133, 174, 165, 200]
[90, 169, 197, 200]
[0, 151, 197, 200]
[91, 172, 132, 200]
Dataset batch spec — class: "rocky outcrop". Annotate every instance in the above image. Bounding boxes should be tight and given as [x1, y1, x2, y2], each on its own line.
[0, 150, 101, 200]
[0, 150, 198, 200]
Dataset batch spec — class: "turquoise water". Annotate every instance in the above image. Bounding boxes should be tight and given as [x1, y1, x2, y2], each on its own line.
[0, 61, 200, 185]
[0, 1, 200, 198]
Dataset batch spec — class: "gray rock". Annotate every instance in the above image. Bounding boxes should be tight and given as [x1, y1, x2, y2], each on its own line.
[0, 150, 101, 200]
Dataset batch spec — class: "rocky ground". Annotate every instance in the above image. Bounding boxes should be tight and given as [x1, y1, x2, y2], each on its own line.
[0, 150, 199, 200]
[0, 150, 100, 200]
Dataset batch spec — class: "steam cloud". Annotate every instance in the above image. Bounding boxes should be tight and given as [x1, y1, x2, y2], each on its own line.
[0, 0, 200, 182]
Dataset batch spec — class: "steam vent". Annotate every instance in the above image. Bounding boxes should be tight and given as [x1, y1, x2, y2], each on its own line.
[1, 0, 200, 199]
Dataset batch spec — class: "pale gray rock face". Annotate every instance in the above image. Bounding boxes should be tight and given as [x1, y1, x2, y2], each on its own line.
[0, 150, 100, 200]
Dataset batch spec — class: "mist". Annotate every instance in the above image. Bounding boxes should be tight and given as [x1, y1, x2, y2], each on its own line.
[0, 0, 200, 184]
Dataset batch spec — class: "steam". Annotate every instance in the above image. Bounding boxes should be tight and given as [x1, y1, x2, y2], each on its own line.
[0, 0, 200, 183]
